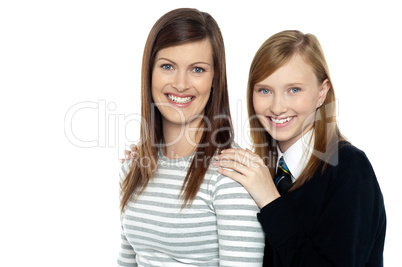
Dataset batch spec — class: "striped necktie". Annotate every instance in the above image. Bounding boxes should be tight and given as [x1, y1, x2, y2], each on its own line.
[275, 157, 293, 194]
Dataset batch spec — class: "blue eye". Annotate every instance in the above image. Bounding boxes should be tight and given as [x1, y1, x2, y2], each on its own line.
[161, 64, 173, 70]
[259, 89, 270, 94]
[193, 67, 204, 73]
[290, 88, 300, 93]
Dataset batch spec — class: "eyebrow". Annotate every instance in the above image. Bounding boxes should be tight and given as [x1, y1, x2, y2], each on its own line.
[155, 57, 212, 66]
[254, 82, 305, 88]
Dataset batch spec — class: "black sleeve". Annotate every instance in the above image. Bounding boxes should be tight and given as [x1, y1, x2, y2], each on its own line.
[257, 146, 386, 267]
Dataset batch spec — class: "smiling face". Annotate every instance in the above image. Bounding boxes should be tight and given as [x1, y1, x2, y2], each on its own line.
[252, 54, 329, 152]
[151, 39, 214, 128]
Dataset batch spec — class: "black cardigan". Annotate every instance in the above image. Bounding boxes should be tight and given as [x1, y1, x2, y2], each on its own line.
[258, 143, 386, 266]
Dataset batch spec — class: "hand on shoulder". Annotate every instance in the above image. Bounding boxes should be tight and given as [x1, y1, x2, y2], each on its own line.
[213, 148, 280, 208]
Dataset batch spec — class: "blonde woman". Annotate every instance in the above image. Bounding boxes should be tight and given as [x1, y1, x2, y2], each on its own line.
[214, 30, 386, 266]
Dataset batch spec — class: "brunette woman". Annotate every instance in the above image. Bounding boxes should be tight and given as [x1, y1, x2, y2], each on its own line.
[118, 8, 265, 266]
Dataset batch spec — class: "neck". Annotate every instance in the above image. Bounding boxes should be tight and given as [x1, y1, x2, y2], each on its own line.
[278, 124, 314, 153]
[162, 118, 204, 159]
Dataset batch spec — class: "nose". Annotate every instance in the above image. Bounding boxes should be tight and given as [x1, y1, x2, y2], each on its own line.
[172, 70, 190, 92]
[270, 93, 287, 115]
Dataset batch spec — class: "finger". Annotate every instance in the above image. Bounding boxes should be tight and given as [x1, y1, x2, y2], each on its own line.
[217, 167, 246, 184]
[124, 150, 131, 160]
[229, 148, 264, 166]
[120, 158, 125, 164]
[216, 151, 262, 169]
[239, 148, 262, 163]
[215, 152, 253, 168]
[246, 148, 256, 155]
[215, 152, 247, 167]
[221, 148, 256, 162]
[130, 144, 138, 152]
[214, 160, 253, 177]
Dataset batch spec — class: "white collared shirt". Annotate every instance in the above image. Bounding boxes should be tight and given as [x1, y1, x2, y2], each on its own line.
[277, 130, 315, 182]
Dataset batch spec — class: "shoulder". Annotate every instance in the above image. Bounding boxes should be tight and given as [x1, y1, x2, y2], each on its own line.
[212, 174, 257, 206]
[205, 163, 255, 201]
[206, 141, 245, 186]
[325, 142, 380, 191]
[211, 172, 260, 212]
[334, 142, 373, 172]
[339, 142, 368, 161]
[205, 140, 244, 178]
[320, 141, 372, 172]
[323, 143, 386, 222]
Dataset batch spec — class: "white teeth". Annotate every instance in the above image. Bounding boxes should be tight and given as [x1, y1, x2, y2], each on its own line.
[167, 94, 193, 104]
[270, 117, 292, 124]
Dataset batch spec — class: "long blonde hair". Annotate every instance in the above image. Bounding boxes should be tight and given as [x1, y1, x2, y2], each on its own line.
[120, 8, 233, 212]
[247, 30, 346, 190]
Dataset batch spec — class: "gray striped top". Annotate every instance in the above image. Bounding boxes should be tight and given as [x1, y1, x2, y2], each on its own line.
[118, 147, 265, 266]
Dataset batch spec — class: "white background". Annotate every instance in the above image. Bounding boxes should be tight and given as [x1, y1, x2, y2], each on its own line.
[1, 0, 400, 266]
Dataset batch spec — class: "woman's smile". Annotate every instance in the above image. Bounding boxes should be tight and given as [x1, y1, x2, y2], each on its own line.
[151, 39, 214, 126]
[268, 116, 295, 127]
[253, 54, 329, 151]
[165, 93, 196, 106]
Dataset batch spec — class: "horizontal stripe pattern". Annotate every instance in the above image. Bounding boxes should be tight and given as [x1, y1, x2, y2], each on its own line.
[118, 148, 264, 266]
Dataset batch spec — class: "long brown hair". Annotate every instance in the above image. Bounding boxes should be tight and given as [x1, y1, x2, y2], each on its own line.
[120, 8, 233, 212]
[247, 30, 346, 190]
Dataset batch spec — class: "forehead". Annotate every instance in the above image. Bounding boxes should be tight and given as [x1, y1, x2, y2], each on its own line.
[259, 54, 318, 85]
[155, 39, 213, 63]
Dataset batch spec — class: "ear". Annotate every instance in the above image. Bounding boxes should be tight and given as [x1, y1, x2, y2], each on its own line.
[317, 79, 330, 108]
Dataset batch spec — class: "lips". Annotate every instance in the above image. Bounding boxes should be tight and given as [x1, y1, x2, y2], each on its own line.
[167, 94, 194, 104]
[268, 116, 295, 127]
[165, 93, 195, 107]
[270, 116, 293, 124]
